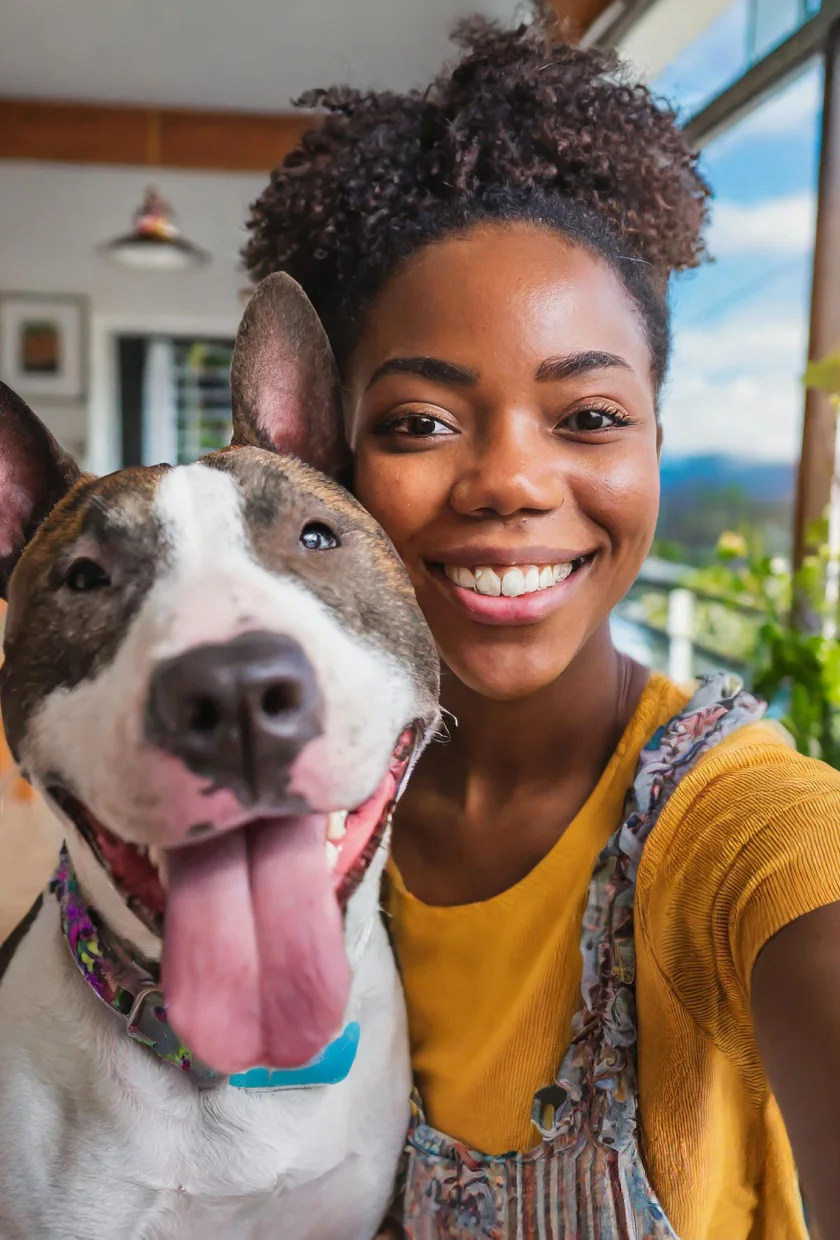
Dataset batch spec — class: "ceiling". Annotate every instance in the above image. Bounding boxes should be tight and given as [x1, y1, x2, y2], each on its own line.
[0, 0, 538, 113]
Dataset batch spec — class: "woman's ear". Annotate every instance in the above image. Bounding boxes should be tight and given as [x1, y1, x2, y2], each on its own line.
[230, 273, 350, 479]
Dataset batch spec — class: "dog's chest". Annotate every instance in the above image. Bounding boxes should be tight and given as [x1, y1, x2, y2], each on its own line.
[0, 903, 410, 1240]
[75, 1094, 372, 1240]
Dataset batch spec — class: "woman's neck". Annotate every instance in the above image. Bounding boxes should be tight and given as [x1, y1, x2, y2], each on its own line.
[392, 624, 650, 904]
[438, 624, 646, 795]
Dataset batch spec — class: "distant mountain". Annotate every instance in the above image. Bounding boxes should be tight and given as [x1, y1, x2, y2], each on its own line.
[659, 454, 794, 503]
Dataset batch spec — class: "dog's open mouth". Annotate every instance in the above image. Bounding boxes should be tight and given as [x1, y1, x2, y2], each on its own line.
[46, 725, 418, 1074]
[49, 726, 415, 938]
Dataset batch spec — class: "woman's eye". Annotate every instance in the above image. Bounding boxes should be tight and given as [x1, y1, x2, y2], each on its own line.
[382, 412, 455, 438]
[300, 521, 340, 551]
[62, 559, 111, 592]
[562, 407, 629, 433]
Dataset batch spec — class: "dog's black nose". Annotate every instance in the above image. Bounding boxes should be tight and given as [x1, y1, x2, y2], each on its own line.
[145, 631, 322, 803]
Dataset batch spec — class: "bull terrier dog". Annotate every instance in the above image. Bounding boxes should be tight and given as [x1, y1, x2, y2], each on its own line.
[0, 274, 439, 1240]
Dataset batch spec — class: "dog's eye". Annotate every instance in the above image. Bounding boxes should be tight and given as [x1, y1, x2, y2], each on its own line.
[63, 558, 111, 592]
[300, 522, 340, 551]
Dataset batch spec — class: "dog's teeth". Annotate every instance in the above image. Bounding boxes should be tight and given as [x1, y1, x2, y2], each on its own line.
[523, 566, 540, 594]
[327, 811, 348, 842]
[539, 566, 554, 589]
[325, 841, 340, 871]
[148, 845, 168, 888]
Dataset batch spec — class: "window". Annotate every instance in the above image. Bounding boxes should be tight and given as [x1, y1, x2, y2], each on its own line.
[173, 340, 234, 464]
[117, 335, 234, 467]
[619, 0, 822, 119]
[654, 62, 823, 566]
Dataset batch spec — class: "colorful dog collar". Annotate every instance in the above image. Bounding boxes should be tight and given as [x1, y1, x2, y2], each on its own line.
[50, 847, 359, 1091]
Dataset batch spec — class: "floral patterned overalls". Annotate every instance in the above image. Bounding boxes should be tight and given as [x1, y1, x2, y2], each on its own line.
[398, 673, 766, 1239]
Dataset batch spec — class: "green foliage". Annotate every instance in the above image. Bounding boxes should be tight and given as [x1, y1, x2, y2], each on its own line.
[805, 354, 840, 395]
[687, 529, 840, 764]
[665, 347, 840, 765]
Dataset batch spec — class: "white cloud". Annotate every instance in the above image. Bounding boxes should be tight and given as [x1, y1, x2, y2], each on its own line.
[661, 306, 808, 462]
[708, 191, 816, 256]
[674, 314, 809, 377]
[652, 64, 822, 465]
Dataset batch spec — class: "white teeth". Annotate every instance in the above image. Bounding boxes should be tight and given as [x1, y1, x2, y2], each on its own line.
[474, 567, 502, 596]
[524, 566, 540, 594]
[501, 567, 525, 597]
[326, 810, 348, 842]
[148, 845, 167, 889]
[444, 559, 584, 595]
[325, 841, 340, 872]
[445, 564, 478, 590]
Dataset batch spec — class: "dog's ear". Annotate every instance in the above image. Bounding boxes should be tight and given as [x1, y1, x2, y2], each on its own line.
[0, 382, 82, 599]
[230, 273, 349, 479]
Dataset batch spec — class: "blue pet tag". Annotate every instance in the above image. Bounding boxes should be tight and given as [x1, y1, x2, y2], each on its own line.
[229, 1022, 361, 1091]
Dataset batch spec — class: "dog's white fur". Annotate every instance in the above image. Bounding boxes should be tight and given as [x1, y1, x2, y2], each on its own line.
[25, 465, 418, 852]
[0, 462, 424, 1239]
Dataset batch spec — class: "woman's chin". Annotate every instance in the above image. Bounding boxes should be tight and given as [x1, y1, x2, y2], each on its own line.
[439, 643, 582, 702]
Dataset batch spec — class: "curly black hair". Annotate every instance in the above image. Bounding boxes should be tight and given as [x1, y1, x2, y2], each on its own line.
[244, 2, 710, 389]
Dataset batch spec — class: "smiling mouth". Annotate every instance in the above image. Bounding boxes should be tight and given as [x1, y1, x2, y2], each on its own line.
[430, 555, 593, 597]
[47, 726, 418, 939]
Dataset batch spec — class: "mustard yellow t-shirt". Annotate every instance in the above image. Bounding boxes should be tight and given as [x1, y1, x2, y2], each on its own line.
[385, 672, 840, 1239]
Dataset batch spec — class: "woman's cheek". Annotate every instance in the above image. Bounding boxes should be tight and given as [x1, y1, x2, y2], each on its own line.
[353, 451, 442, 554]
[579, 449, 659, 560]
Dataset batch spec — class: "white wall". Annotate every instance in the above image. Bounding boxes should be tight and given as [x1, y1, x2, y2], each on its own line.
[0, 160, 267, 466]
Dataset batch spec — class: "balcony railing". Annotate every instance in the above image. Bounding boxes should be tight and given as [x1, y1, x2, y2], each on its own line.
[612, 556, 761, 682]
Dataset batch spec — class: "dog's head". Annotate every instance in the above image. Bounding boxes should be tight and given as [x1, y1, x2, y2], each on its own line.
[0, 274, 439, 1075]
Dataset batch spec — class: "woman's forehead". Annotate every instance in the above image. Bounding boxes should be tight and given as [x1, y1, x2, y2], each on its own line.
[349, 224, 652, 387]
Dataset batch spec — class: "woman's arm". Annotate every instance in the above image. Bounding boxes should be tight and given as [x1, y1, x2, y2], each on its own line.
[752, 900, 840, 1239]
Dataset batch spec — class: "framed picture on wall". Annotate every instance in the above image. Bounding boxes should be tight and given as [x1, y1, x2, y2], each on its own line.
[0, 293, 88, 403]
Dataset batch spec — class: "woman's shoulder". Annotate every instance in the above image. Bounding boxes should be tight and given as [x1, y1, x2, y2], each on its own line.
[635, 691, 840, 1043]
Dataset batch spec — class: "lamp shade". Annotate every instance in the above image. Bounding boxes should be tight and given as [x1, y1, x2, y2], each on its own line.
[101, 188, 209, 271]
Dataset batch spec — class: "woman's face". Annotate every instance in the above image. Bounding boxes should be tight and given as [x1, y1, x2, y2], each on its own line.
[346, 223, 660, 701]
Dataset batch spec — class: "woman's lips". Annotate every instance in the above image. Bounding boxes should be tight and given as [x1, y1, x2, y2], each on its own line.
[424, 555, 595, 627]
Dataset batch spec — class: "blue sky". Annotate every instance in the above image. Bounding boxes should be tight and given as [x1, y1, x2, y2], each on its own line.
[651, 4, 823, 464]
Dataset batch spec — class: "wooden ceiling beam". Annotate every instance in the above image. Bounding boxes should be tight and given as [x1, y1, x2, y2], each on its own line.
[0, 3, 616, 173]
[548, 0, 617, 36]
[0, 99, 316, 173]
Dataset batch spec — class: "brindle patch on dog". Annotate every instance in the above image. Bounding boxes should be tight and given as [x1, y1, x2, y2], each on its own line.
[2, 452, 437, 771]
[1, 468, 170, 759]
[207, 449, 437, 690]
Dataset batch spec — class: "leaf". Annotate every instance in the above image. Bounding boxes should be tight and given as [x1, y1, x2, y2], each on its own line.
[716, 530, 749, 561]
[805, 353, 840, 396]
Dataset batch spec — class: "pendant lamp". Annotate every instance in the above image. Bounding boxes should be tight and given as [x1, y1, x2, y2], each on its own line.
[101, 187, 209, 271]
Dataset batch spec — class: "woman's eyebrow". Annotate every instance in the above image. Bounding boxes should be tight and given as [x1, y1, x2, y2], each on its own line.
[365, 356, 480, 391]
[535, 351, 631, 381]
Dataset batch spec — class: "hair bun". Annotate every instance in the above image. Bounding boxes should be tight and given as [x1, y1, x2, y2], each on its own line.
[245, 2, 709, 353]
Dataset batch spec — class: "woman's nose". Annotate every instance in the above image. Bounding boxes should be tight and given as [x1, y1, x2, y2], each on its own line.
[449, 414, 564, 518]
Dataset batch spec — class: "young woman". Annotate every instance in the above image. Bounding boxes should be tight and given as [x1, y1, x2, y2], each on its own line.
[245, 8, 840, 1237]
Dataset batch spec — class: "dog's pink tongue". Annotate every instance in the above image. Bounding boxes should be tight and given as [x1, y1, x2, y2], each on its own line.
[162, 816, 349, 1075]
